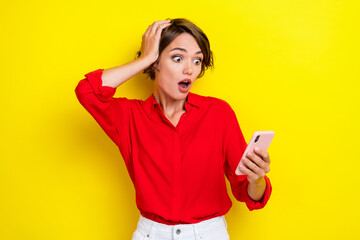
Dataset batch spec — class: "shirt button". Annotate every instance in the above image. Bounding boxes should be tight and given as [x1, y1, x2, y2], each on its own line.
[176, 229, 181, 234]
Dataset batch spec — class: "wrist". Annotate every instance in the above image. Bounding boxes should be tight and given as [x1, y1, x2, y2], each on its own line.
[138, 55, 157, 68]
[248, 176, 265, 186]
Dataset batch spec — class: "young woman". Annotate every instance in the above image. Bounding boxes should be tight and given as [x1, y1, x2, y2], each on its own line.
[75, 18, 272, 240]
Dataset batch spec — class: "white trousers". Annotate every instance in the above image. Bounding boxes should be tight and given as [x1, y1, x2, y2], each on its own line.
[131, 214, 230, 240]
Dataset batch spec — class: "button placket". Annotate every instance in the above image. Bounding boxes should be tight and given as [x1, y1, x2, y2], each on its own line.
[171, 131, 182, 220]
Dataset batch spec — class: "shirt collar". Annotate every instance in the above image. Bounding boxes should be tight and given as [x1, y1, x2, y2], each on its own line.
[143, 91, 202, 117]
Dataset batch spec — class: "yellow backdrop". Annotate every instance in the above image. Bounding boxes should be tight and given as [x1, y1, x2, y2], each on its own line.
[1, 0, 359, 239]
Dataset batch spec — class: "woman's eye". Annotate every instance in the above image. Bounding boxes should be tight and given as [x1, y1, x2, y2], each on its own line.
[194, 58, 202, 64]
[172, 56, 182, 62]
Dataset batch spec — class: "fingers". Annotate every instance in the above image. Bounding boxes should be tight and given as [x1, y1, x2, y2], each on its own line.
[143, 20, 171, 39]
[241, 156, 266, 178]
[253, 147, 271, 164]
[140, 20, 171, 61]
[238, 161, 259, 179]
[236, 161, 245, 175]
[238, 148, 271, 182]
[239, 150, 271, 179]
[246, 151, 267, 170]
[150, 20, 171, 36]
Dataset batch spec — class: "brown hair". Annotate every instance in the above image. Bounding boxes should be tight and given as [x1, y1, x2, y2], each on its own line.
[136, 18, 214, 80]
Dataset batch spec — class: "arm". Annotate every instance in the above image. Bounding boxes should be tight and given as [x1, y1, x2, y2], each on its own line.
[222, 102, 272, 210]
[74, 55, 155, 145]
[102, 20, 171, 88]
[240, 147, 271, 201]
[247, 177, 267, 202]
[74, 20, 171, 161]
[75, 19, 172, 126]
[101, 57, 154, 88]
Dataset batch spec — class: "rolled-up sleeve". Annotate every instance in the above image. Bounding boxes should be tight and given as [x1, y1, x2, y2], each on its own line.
[222, 102, 272, 210]
[75, 69, 132, 163]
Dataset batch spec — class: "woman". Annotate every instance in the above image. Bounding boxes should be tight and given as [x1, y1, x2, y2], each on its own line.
[75, 18, 272, 240]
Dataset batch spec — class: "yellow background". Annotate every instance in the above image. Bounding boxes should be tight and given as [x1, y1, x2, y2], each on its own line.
[1, 0, 359, 239]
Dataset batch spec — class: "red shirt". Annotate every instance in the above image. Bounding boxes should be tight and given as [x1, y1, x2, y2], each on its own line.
[75, 69, 272, 225]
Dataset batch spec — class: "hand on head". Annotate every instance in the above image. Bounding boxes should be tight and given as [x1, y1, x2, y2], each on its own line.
[139, 20, 172, 64]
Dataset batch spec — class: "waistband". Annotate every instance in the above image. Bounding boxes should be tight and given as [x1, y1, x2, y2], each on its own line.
[137, 214, 227, 233]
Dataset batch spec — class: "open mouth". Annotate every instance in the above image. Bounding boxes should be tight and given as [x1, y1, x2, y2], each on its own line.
[178, 79, 192, 93]
[178, 80, 190, 88]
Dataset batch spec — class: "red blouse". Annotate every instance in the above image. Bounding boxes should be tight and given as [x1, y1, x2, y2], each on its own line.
[75, 69, 272, 225]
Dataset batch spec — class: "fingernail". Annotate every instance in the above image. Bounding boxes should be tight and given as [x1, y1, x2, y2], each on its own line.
[254, 147, 259, 151]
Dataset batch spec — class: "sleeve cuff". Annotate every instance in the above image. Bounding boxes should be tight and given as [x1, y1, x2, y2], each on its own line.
[84, 69, 116, 102]
[243, 175, 272, 211]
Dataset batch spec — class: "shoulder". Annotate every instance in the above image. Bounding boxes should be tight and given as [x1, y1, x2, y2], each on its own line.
[193, 92, 234, 113]
[112, 96, 143, 104]
[111, 96, 145, 110]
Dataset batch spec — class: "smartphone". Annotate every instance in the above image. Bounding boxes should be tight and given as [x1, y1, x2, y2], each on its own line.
[235, 131, 275, 175]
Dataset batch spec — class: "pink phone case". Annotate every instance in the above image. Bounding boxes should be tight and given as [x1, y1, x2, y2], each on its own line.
[235, 131, 275, 175]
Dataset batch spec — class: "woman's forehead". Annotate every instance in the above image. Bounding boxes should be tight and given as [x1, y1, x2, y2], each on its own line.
[166, 33, 202, 54]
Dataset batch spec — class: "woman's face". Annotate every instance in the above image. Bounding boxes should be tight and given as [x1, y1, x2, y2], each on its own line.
[154, 32, 203, 101]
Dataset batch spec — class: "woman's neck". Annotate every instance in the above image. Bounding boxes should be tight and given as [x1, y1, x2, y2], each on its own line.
[153, 88, 187, 118]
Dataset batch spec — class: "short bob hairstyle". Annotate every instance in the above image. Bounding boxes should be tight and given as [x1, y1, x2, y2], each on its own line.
[137, 18, 214, 80]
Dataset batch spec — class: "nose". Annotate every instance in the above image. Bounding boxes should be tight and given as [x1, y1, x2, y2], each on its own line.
[183, 59, 193, 76]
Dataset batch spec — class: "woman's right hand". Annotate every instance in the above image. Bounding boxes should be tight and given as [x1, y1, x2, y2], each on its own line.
[139, 20, 172, 64]
[101, 20, 171, 88]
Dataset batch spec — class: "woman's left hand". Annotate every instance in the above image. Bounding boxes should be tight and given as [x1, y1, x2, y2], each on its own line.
[238, 147, 271, 183]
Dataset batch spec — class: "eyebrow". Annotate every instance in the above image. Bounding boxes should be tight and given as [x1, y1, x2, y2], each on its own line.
[170, 47, 203, 55]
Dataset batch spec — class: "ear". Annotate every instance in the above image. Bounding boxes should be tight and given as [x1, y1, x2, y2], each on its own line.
[153, 59, 160, 72]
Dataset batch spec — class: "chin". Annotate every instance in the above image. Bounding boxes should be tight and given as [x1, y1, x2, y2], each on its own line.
[176, 92, 189, 99]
